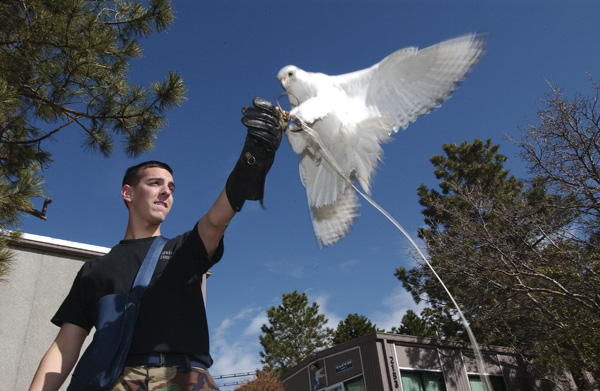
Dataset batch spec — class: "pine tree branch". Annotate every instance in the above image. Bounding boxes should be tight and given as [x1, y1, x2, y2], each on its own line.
[17, 198, 52, 221]
[2, 119, 76, 145]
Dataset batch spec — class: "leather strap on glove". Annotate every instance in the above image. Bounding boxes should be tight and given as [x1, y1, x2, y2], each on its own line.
[226, 97, 283, 212]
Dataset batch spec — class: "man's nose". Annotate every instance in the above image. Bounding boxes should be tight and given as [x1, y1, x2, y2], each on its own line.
[160, 185, 172, 196]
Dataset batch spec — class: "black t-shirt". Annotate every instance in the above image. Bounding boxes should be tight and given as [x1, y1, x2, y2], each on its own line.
[52, 225, 223, 367]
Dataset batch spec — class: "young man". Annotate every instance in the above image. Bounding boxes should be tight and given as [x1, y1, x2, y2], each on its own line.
[29, 97, 283, 391]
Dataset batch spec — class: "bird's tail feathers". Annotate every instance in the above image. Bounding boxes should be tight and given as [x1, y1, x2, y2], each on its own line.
[310, 186, 359, 247]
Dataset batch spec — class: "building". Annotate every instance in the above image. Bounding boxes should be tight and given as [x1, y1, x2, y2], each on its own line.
[1, 233, 110, 391]
[281, 332, 572, 391]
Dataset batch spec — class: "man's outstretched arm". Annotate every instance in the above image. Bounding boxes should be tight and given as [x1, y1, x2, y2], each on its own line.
[198, 97, 283, 256]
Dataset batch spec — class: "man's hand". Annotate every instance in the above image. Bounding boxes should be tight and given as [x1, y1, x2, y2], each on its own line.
[242, 97, 282, 150]
[226, 98, 283, 212]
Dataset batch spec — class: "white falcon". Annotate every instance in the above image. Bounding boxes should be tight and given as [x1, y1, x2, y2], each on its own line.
[278, 33, 486, 247]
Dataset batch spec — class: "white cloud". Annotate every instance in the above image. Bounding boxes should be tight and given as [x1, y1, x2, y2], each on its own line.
[215, 318, 233, 337]
[290, 264, 306, 279]
[243, 312, 267, 336]
[210, 307, 264, 381]
[310, 291, 342, 328]
[233, 306, 257, 321]
[370, 287, 422, 332]
[263, 257, 310, 279]
[211, 337, 261, 375]
[338, 258, 360, 272]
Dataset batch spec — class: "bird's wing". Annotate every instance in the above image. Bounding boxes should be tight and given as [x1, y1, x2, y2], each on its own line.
[306, 33, 486, 199]
[300, 154, 360, 247]
[331, 33, 486, 133]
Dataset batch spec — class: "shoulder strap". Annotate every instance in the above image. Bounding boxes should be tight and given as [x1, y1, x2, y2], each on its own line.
[129, 235, 168, 300]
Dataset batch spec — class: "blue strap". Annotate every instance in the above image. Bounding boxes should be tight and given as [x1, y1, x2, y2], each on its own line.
[130, 236, 168, 301]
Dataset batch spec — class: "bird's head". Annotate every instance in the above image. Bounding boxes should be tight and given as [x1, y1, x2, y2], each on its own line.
[277, 65, 298, 90]
[277, 65, 311, 94]
[278, 65, 315, 111]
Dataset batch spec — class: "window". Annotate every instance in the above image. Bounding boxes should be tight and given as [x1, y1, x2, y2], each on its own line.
[400, 371, 446, 391]
[468, 375, 507, 391]
[345, 376, 365, 391]
[327, 376, 365, 391]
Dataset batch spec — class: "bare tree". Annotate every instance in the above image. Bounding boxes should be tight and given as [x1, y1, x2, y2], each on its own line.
[397, 136, 600, 389]
[515, 77, 600, 241]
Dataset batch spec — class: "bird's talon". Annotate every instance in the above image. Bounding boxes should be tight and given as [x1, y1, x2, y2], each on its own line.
[275, 106, 290, 130]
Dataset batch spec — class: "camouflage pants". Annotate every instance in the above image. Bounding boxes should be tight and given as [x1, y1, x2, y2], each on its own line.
[111, 365, 220, 391]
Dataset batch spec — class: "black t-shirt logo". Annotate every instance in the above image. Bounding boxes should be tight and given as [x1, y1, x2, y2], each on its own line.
[159, 250, 172, 260]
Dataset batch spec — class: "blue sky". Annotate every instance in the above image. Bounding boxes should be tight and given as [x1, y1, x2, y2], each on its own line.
[18, 1, 600, 388]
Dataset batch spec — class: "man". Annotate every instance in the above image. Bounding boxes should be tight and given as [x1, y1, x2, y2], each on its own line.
[29, 97, 283, 391]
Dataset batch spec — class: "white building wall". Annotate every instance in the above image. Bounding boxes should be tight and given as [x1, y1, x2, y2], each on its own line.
[0, 234, 109, 391]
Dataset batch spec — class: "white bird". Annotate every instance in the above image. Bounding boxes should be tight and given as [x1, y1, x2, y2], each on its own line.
[278, 33, 486, 247]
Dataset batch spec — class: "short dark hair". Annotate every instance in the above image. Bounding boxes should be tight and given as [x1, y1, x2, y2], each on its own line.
[122, 160, 173, 187]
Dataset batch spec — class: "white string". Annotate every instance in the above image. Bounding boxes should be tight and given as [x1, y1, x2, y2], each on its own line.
[295, 117, 493, 391]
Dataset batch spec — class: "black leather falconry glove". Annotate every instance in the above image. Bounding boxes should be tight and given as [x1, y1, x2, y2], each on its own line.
[226, 97, 283, 211]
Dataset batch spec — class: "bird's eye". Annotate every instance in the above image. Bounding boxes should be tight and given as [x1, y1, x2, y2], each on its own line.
[288, 71, 294, 77]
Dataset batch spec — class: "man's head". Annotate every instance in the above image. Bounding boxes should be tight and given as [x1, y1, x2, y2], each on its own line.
[121, 161, 175, 226]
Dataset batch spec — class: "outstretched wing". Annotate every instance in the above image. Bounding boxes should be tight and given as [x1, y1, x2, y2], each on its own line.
[309, 32, 486, 202]
[331, 33, 486, 134]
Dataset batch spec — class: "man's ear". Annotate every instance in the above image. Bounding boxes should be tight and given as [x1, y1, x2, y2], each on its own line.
[122, 184, 133, 205]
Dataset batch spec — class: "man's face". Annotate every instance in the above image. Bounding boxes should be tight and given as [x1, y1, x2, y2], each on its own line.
[125, 167, 175, 225]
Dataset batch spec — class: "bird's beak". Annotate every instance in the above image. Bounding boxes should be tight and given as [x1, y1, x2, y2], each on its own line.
[278, 76, 288, 89]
